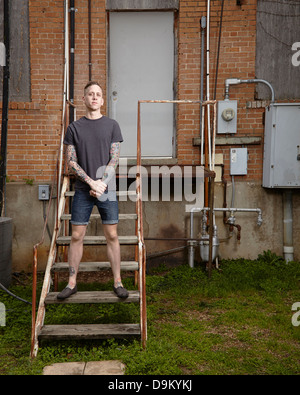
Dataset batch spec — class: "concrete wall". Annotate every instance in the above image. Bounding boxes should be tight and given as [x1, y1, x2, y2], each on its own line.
[5, 181, 300, 273]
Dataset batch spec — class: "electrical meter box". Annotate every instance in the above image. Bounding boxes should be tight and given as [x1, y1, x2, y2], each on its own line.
[263, 103, 300, 188]
[38, 185, 50, 200]
[230, 148, 247, 175]
[217, 100, 238, 134]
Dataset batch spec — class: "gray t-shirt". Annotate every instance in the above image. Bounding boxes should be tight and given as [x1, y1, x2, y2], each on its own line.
[63, 116, 123, 191]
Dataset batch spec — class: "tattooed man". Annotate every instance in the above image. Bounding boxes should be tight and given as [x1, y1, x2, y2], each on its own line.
[57, 81, 128, 299]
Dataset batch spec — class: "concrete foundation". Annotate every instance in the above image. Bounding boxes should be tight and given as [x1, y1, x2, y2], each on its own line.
[4, 181, 300, 273]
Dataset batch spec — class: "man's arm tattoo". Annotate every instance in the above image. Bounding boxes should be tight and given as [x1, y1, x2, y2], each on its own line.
[66, 145, 92, 185]
[102, 142, 121, 184]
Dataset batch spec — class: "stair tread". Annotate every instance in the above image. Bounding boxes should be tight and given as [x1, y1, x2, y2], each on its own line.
[56, 235, 138, 245]
[61, 213, 137, 220]
[52, 261, 139, 272]
[65, 190, 136, 197]
[45, 290, 140, 304]
[38, 323, 140, 340]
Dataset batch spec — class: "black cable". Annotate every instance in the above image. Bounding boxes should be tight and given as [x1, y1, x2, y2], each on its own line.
[0, 282, 32, 305]
[213, 0, 225, 100]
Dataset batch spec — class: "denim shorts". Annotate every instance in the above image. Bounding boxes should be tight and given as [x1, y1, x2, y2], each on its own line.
[71, 189, 119, 225]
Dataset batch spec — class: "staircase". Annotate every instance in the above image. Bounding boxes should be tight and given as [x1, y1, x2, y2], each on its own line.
[31, 168, 147, 358]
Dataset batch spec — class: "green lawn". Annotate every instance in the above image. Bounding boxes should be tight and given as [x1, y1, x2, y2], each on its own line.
[0, 251, 300, 375]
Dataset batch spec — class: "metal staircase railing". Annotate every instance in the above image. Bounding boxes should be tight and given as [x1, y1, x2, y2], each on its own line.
[30, 103, 146, 357]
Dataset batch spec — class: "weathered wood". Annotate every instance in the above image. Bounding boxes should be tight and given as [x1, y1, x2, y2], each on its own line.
[56, 235, 138, 245]
[60, 213, 137, 220]
[52, 261, 139, 272]
[65, 190, 136, 197]
[45, 290, 140, 304]
[193, 136, 262, 146]
[38, 323, 141, 340]
[31, 176, 70, 358]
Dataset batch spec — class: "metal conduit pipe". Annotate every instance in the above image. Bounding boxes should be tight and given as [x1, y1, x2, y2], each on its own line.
[88, 0, 92, 80]
[69, 0, 75, 124]
[188, 207, 263, 268]
[0, 0, 10, 217]
[225, 78, 275, 103]
[200, 16, 206, 165]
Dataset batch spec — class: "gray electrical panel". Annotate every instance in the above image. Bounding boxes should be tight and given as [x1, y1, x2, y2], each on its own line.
[263, 103, 300, 188]
[230, 148, 247, 175]
[38, 185, 50, 200]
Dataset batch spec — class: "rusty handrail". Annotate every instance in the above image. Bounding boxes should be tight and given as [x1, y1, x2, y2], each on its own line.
[136, 99, 217, 345]
[31, 160, 58, 357]
[136, 101, 147, 348]
[30, 100, 73, 358]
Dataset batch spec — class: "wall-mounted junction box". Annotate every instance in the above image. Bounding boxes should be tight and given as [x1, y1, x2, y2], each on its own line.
[217, 100, 238, 134]
[38, 185, 50, 200]
[230, 148, 247, 175]
[263, 103, 300, 188]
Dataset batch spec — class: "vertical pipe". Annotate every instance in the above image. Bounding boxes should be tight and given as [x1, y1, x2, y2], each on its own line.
[206, 0, 212, 171]
[88, 0, 92, 80]
[0, 0, 10, 217]
[200, 17, 206, 165]
[213, 0, 225, 101]
[283, 190, 294, 262]
[58, 0, 69, 205]
[208, 175, 215, 278]
[69, 0, 75, 124]
[204, 106, 209, 208]
[206, 0, 210, 102]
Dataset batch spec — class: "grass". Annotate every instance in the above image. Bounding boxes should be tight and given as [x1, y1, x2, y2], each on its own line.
[0, 250, 300, 375]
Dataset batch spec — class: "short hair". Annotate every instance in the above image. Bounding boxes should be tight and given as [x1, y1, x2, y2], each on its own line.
[84, 81, 103, 95]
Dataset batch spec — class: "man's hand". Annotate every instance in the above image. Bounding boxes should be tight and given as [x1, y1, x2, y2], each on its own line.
[89, 179, 107, 198]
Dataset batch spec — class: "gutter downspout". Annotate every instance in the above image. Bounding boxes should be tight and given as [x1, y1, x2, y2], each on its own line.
[283, 190, 294, 262]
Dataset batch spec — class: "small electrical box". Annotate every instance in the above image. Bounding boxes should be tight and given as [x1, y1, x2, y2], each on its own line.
[217, 100, 238, 134]
[38, 185, 50, 200]
[230, 148, 247, 175]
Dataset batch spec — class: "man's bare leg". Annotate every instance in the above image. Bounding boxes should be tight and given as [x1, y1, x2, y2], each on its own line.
[67, 224, 87, 288]
[57, 224, 86, 299]
[103, 224, 128, 298]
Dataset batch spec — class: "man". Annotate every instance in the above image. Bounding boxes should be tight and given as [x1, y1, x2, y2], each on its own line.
[57, 81, 128, 300]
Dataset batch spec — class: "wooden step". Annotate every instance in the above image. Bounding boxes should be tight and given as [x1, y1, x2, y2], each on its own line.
[60, 213, 138, 221]
[45, 290, 140, 304]
[52, 261, 139, 272]
[38, 323, 140, 340]
[56, 235, 138, 245]
[65, 190, 137, 197]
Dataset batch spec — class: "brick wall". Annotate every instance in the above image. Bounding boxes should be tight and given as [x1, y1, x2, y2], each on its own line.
[1, 0, 266, 182]
[177, 0, 263, 181]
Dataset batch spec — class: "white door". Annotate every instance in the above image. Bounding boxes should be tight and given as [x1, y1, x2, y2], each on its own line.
[108, 12, 174, 157]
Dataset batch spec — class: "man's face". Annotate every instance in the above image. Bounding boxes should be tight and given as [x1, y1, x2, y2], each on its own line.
[83, 84, 104, 111]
